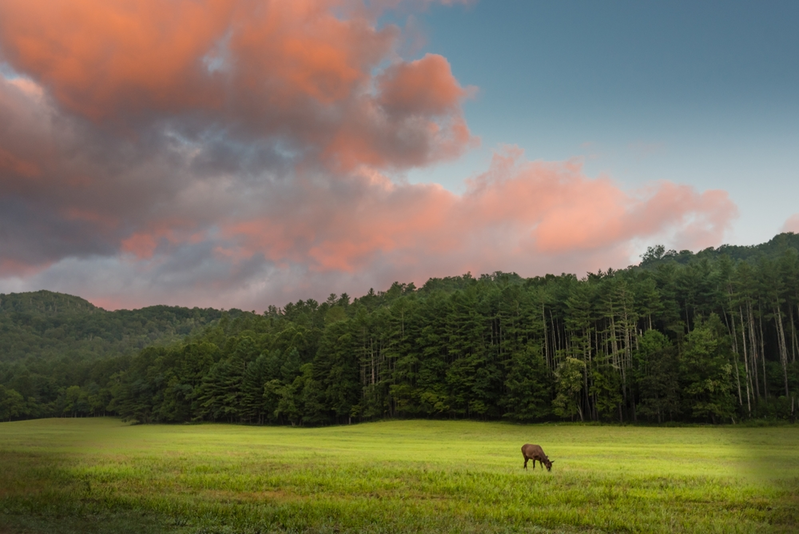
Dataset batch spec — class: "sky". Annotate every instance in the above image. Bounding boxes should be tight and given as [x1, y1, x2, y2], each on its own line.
[0, 0, 797, 311]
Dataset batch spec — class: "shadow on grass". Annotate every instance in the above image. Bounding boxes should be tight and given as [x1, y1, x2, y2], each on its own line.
[0, 511, 187, 534]
[731, 425, 799, 534]
[0, 450, 187, 534]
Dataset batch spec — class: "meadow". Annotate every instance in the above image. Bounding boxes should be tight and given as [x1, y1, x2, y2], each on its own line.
[0, 418, 797, 533]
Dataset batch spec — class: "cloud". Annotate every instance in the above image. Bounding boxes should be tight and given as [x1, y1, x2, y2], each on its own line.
[0, 0, 475, 171]
[219, 146, 736, 278]
[782, 214, 799, 234]
[0, 0, 738, 309]
[4, 143, 736, 310]
[0, 0, 233, 121]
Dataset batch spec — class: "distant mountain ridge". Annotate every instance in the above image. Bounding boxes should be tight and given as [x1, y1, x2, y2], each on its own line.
[0, 291, 223, 364]
[0, 290, 99, 315]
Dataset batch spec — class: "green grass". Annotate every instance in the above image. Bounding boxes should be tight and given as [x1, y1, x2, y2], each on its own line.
[1, 418, 797, 533]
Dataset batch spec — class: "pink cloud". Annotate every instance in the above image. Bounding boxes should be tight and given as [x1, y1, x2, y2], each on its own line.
[120, 233, 160, 260]
[0, 1, 740, 310]
[0, 0, 234, 121]
[0, 259, 52, 278]
[121, 221, 208, 260]
[782, 213, 799, 234]
[0, 146, 41, 178]
[218, 147, 737, 281]
[378, 54, 471, 117]
[0, 0, 475, 173]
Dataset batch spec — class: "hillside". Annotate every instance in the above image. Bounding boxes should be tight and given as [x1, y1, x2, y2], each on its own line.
[638, 232, 799, 268]
[0, 290, 223, 364]
[1, 233, 798, 424]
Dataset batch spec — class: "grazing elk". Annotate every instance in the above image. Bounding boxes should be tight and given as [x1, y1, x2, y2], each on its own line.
[521, 443, 554, 471]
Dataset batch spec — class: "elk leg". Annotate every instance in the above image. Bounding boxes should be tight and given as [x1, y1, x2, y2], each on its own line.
[524, 458, 528, 469]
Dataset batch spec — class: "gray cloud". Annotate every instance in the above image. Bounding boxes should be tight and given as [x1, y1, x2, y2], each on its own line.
[0, 2, 737, 310]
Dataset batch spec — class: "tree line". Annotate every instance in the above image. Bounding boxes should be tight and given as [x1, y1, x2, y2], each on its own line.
[2, 234, 799, 424]
[0, 291, 222, 419]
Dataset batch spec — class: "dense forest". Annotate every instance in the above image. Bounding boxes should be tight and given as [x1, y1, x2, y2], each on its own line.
[2, 233, 799, 425]
[0, 292, 222, 419]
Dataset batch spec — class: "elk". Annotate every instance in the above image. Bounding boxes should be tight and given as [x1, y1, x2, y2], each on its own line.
[521, 443, 554, 471]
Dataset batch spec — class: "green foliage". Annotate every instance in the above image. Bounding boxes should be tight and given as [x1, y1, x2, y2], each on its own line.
[591, 361, 623, 420]
[634, 330, 680, 422]
[0, 290, 222, 364]
[552, 357, 586, 420]
[0, 385, 24, 421]
[3, 233, 799, 425]
[680, 315, 737, 422]
[501, 344, 551, 421]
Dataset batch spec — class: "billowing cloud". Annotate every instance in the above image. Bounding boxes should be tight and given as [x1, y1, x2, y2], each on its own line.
[0, 0, 737, 309]
[0, 0, 475, 170]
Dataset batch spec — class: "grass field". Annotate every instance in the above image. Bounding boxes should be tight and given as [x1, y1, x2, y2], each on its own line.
[0, 418, 797, 533]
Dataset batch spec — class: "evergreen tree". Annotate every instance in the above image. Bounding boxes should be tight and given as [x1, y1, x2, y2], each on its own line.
[552, 357, 586, 421]
[680, 315, 737, 423]
[500, 344, 551, 421]
[633, 330, 680, 422]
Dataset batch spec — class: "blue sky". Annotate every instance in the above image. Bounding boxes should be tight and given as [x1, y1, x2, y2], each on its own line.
[406, 0, 799, 247]
[1, 0, 797, 309]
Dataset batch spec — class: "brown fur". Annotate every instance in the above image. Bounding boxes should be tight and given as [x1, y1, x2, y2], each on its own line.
[521, 443, 554, 471]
